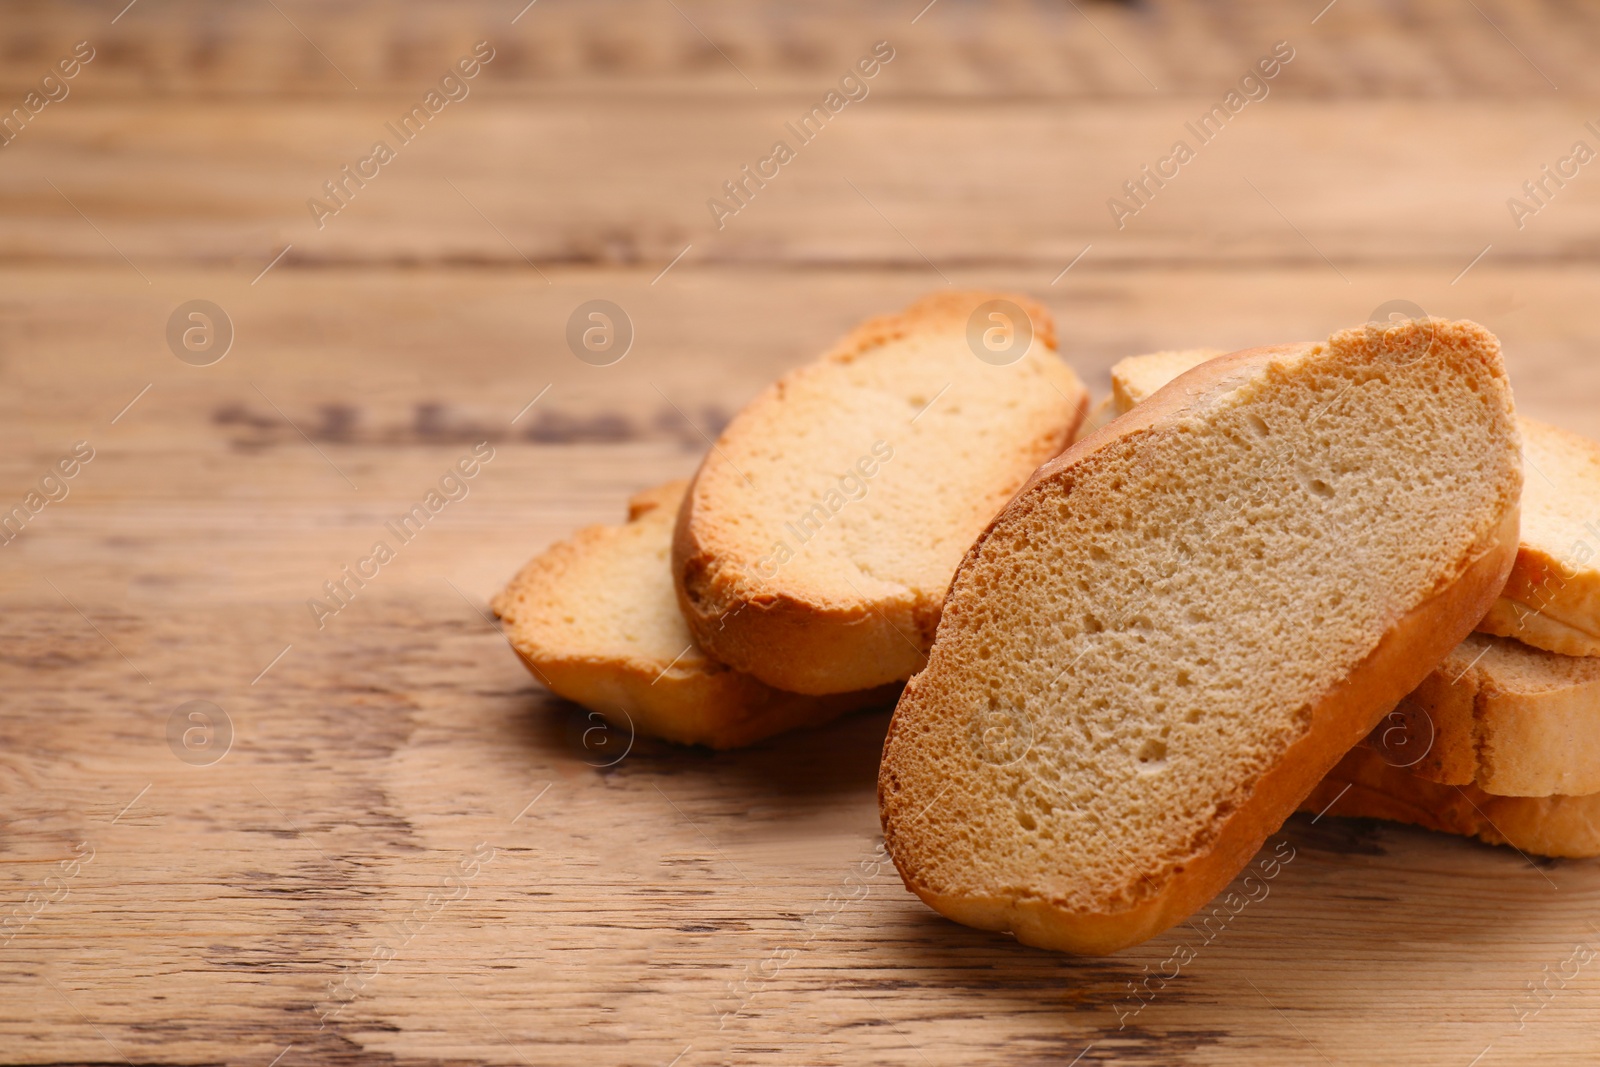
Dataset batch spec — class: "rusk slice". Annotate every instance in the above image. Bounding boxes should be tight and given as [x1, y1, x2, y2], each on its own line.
[493, 481, 896, 750]
[1095, 350, 1600, 786]
[1104, 369, 1600, 657]
[1302, 746, 1600, 859]
[880, 319, 1521, 955]
[1370, 632, 1600, 796]
[674, 291, 1089, 695]
[1476, 417, 1600, 656]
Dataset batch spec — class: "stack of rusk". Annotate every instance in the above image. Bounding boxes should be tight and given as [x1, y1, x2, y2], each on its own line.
[493, 292, 1593, 955]
[494, 292, 1087, 747]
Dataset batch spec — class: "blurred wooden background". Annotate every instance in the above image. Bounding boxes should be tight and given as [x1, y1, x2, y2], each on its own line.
[3, 1, 1599, 1064]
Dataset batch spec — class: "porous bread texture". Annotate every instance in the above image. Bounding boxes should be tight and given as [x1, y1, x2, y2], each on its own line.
[1302, 745, 1600, 859]
[880, 318, 1521, 955]
[493, 480, 897, 750]
[1106, 372, 1600, 657]
[1477, 417, 1600, 656]
[674, 290, 1089, 696]
[1098, 353, 1600, 790]
[1111, 348, 1226, 413]
[1371, 631, 1600, 796]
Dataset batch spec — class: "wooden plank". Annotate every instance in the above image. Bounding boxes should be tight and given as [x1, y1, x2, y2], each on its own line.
[0, 0, 1591, 100]
[3, 265, 1596, 442]
[6, 99, 1600, 272]
[5, 1, 1600, 1062]
[3, 265, 1599, 1063]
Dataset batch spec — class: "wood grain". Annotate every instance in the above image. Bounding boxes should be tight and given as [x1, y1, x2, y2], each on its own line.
[5, 1, 1600, 1064]
[1, 0, 1591, 99]
[8, 100, 1600, 272]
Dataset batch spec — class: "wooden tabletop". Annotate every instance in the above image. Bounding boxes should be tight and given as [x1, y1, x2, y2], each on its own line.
[4, 2, 1600, 1063]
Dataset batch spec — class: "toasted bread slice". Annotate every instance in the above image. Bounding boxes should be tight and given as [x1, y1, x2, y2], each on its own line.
[1103, 373, 1600, 656]
[1043, 345, 1599, 829]
[493, 481, 897, 750]
[673, 291, 1089, 695]
[1368, 632, 1600, 796]
[1477, 418, 1600, 656]
[1090, 352, 1600, 796]
[880, 319, 1521, 955]
[1302, 745, 1600, 858]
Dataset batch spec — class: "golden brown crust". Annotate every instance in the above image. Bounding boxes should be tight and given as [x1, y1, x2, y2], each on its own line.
[1479, 586, 1600, 657]
[1109, 347, 1227, 413]
[503, 644, 898, 751]
[673, 461, 937, 692]
[1369, 633, 1600, 796]
[673, 290, 1086, 696]
[880, 325, 1521, 955]
[673, 470, 941, 694]
[1370, 646, 1482, 787]
[1303, 746, 1600, 859]
[818, 289, 1059, 364]
[1017, 342, 1309, 500]
[495, 481, 899, 750]
[626, 481, 684, 521]
[888, 510, 1517, 954]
